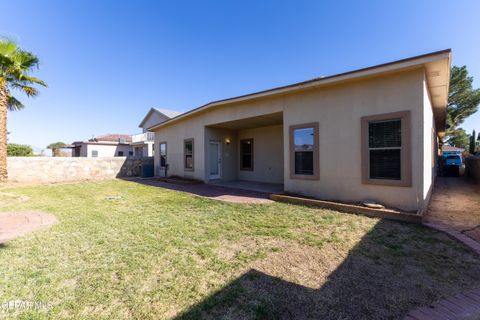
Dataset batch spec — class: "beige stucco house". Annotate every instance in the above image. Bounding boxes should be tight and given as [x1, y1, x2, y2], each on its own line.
[149, 50, 451, 211]
[132, 108, 183, 157]
[72, 134, 133, 157]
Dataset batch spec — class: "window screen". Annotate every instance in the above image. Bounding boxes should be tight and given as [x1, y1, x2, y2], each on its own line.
[368, 119, 401, 180]
[91, 150, 98, 157]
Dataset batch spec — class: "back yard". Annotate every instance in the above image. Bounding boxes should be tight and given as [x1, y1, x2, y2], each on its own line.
[1, 180, 480, 319]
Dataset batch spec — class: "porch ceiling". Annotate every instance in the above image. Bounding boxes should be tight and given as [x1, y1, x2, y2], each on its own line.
[208, 112, 283, 130]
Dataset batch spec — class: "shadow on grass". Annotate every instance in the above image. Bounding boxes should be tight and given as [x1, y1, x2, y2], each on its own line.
[175, 220, 480, 320]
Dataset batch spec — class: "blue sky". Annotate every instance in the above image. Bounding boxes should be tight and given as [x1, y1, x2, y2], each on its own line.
[1, 0, 479, 149]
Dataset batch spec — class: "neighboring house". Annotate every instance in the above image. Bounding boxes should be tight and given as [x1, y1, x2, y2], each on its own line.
[132, 108, 183, 157]
[442, 145, 464, 156]
[52, 145, 74, 157]
[72, 134, 133, 157]
[148, 49, 451, 212]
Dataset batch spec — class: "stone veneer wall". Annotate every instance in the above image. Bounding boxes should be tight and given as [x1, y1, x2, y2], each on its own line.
[465, 155, 480, 183]
[7, 157, 154, 183]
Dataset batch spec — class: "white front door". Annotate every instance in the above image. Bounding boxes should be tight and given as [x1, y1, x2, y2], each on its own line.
[209, 141, 222, 179]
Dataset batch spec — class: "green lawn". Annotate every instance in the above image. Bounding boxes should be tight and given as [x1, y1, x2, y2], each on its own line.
[1, 179, 480, 319]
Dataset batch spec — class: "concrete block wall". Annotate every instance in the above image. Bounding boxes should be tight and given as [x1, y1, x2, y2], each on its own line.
[7, 157, 154, 183]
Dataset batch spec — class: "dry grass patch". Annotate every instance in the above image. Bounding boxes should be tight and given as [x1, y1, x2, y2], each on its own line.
[0, 179, 480, 320]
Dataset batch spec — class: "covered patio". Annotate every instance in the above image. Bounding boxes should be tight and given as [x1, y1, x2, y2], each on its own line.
[204, 111, 284, 191]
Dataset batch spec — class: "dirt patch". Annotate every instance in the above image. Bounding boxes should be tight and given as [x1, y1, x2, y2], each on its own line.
[424, 177, 480, 242]
[217, 237, 346, 289]
[200, 227, 480, 320]
[0, 211, 58, 243]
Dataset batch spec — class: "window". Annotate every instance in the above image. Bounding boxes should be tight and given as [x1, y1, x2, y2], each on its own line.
[129, 151, 134, 157]
[361, 111, 411, 186]
[184, 139, 194, 170]
[91, 150, 98, 157]
[160, 142, 167, 167]
[289, 122, 319, 180]
[117, 151, 124, 157]
[240, 139, 253, 170]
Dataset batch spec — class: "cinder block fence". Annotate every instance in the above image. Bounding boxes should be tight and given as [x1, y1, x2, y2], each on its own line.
[7, 157, 153, 183]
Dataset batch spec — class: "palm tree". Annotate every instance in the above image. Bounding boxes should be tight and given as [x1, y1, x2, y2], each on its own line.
[0, 38, 47, 181]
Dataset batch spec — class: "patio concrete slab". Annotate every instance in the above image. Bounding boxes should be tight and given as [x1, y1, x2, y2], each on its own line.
[210, 180, 284, 194]
[125, 178, 275, 204]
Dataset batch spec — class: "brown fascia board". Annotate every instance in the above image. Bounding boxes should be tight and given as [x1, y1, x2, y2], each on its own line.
[148, 49, 452, 131]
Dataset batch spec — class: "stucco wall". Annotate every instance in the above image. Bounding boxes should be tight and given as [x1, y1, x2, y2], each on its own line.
[282, 69, 426, 211]
[237, 125, 283, 184]
[85, 144, 133, 157]
[7, 157, 152, 183]
[422, 74, 436, 205]
[154, 93, 284, 180]
[153, 67, 431, 211]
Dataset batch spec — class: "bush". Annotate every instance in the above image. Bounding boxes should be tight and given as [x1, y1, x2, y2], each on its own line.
[7, 143, 34, 156]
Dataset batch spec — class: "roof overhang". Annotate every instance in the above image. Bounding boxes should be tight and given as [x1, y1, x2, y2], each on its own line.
[423, 54, 451, 136]
[148, 49, 451, 133]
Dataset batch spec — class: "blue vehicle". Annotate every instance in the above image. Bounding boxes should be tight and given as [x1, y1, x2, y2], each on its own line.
[444, 154, 463, 166]
[442, 154, 462, 176]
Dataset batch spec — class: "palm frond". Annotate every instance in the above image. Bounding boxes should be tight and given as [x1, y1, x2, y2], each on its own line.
[17, 75, 47, 87]
[11, 83, 39, 97]
[0, 38, 18, 58]
[0, 38, 46, 106]
[7, 95, 24, 111]
[15, 50, 40, 70]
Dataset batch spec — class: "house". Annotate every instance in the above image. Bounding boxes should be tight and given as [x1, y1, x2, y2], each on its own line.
[442, 145, 464, 156]
[72, 134, 133, 157]
[132, 108, 183, 157]
[148, 49, 451, 212]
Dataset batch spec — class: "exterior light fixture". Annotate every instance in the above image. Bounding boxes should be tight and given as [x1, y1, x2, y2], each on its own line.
[225, 138, 231, 145]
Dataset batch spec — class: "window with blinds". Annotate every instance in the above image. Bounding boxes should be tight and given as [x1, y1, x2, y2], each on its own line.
[368, 119, 401, 180]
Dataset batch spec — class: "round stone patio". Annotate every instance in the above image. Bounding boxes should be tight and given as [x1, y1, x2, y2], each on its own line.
[0, 212, 58, 244]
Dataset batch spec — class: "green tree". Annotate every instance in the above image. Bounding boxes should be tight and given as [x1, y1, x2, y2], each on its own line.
[447, 66, 480, 134]
[445, 128, 469, 150]
[47, 141, 67, 157]
[469, 130, 477, 154]
[0, 38, 47, 180]
[7, 143, 33, 156]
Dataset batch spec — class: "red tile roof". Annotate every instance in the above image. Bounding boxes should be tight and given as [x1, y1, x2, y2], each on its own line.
[91, 134, 132, 143]
[442, 145, 465, 152]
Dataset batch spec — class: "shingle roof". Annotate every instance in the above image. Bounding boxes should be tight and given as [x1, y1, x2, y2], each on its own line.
[148, 49, 451, 132]
[92, 134, 132, 143]
[138, 107, 183, 128]
[154, 108, 183, 118]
